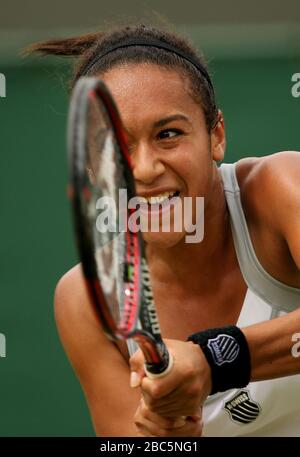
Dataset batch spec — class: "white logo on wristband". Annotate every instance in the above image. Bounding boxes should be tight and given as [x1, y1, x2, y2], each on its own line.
[207, 334, 240, 366]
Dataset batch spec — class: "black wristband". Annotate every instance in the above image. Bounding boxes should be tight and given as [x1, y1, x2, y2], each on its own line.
[187, 325, 251, 395]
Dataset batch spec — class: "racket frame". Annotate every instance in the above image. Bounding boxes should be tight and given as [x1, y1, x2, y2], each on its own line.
[68, 77, 172, 375]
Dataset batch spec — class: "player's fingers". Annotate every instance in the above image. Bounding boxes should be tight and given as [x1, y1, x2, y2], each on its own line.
[135, 424, 159, 437]
[135, 414, 202, 437]
[142, 376, 204, 416]
[145, 392, 202, 417]
[129, 348, 146, 388]
[141, 383, 194, 414]
[141, 372, 179, 399]
[165, 421, 203, 437]
[135, 418, 188, 437]
[142, 392, 183, 415]
[137, 398, 185, 429]
[134, 407, 168, 436]
[148, 401, 199, 417]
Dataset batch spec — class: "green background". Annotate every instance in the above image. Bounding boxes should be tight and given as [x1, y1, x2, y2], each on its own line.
[1, 34, 300, 435]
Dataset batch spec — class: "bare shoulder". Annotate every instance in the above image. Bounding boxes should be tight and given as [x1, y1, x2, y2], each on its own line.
[235, 151, 300, 284]
[237, 151, 300, 185]
[54, 264, 99, 333]
[236, 151, 300, 231]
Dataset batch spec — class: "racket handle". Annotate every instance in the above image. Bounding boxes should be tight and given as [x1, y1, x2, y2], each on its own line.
[144, 352, 173, 379]
[144, 355, 187, 424]
[143, 352, 190, 424]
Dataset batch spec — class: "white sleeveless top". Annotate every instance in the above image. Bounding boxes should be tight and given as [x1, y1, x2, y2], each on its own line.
[127, 163, 300, 436]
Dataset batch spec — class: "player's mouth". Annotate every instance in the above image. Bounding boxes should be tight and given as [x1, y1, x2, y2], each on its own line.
[142, 190, 180, 205]
[137, 190, 181, 216]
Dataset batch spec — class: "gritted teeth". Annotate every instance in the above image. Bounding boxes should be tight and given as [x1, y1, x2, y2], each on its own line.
[139, 191, 180, 205]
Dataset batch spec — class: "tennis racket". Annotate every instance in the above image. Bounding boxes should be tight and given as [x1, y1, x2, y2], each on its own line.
[67, 76, 173, 378]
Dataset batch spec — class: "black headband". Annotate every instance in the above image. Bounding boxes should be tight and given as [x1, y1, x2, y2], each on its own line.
[81, 38, 215, 97]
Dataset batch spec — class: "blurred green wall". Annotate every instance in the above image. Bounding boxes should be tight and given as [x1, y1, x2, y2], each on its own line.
[0, 53, 299, 436]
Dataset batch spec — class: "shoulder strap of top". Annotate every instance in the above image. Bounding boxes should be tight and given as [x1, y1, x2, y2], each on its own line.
[219, 163, 300, 312]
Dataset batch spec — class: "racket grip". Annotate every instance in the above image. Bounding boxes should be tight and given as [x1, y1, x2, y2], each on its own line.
[144, 355, 189, 424]
[144, 352, 173, 379]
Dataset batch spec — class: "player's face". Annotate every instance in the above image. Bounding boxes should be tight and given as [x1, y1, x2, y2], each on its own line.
[102, 63, 225, 247]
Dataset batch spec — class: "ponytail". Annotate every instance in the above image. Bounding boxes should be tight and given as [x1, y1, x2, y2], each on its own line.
[22, 32, 103, 57]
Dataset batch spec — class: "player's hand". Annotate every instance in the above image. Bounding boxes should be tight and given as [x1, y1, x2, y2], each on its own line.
[129, 339, 212, 417]
[134, 397, 203, 437]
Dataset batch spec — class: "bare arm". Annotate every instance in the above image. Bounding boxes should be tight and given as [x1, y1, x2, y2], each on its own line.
[243, 151, 300, 381]
[55, 266, 204, 436]
[244, 309, 300, 381]
[54, 265, 141, 436]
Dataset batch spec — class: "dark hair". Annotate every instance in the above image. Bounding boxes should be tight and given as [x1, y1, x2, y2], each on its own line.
[24, 24, 218, 131]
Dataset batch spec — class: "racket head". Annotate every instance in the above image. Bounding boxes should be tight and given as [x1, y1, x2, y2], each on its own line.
[67, 77, 139, 339]
[67, 77, 171, 373]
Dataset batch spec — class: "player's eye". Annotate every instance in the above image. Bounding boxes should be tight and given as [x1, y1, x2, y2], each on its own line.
[157, 129, 182, 140]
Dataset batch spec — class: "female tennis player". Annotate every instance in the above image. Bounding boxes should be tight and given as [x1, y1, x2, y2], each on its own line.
[28, 24, 300, 437]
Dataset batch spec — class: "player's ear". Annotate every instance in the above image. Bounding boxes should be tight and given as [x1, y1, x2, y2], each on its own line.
[211, 110, 225, 162]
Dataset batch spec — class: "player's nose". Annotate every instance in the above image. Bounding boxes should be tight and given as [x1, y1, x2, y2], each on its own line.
[131, 141, 165, 185]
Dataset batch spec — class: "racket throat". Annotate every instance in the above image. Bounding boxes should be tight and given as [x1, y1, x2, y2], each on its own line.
[134, 334, 171, 375]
